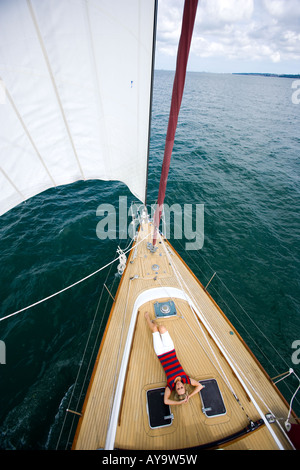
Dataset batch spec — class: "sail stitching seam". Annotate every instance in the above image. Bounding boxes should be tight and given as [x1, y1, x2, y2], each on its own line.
[3, 86, 56, 188]
[26, 0, 85, 181]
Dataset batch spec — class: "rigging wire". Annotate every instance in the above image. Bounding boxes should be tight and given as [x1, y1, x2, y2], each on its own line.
[172, 235, 299, 402]
[56, 257, 117, 449]
[177, 236, 291, 371]
[159, 231, 299, 431]
[0, 231, 150, 323]
[157, 234, 252, 423]
[56, 235, 135, 449]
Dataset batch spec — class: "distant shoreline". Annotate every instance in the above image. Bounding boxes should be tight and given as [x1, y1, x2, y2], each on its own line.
[233, 73, 300, 79]
[156, 70, 300, 79]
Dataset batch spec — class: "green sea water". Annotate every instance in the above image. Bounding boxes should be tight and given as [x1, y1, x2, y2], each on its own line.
[0, 71, 299, 449]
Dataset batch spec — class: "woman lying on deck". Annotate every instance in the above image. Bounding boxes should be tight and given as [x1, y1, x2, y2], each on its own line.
[145, 312, 203, 406]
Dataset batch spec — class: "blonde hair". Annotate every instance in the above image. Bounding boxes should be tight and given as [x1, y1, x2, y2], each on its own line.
[174, 384, 187, 401]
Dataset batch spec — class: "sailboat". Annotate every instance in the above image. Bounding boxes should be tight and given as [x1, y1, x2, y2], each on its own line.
[1, 0, 299, 451]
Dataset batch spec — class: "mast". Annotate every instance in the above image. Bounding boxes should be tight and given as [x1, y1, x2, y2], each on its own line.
[153, 0, 198, 244]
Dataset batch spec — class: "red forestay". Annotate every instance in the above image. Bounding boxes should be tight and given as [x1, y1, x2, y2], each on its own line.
[153, 0, 198, 245]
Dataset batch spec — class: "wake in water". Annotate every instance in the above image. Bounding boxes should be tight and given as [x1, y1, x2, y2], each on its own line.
[0, 360, 76, 450]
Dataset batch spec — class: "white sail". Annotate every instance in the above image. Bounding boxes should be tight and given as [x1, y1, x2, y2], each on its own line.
[0, 0, 156, 215]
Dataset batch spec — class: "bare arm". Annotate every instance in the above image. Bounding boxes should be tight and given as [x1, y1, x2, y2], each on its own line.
[164, 379, 203, 405]
[187, 378, 203, 400]
[164, 387, 188, 406]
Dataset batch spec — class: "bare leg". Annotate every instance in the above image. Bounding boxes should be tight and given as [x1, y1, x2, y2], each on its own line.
[158, 325, 167, 334]
[145, 311, 158, 333]
[145, 312, 168, 335]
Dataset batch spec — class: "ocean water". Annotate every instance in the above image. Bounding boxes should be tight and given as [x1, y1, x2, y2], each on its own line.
[0, 71, 299, 449]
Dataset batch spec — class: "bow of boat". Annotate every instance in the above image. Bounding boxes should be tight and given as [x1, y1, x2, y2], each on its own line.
[72, 217, 297, 451]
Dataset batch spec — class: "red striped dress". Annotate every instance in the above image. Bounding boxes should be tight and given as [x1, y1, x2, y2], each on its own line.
[157, 349, 191, 390]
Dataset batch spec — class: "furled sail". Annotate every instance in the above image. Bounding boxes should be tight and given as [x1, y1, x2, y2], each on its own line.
[0, 0, 156, 216]
[153, 0, 198, 244]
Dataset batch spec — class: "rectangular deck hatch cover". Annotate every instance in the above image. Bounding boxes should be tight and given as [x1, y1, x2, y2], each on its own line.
[146, 388, 173, 428]
[199, 379, 226, 417]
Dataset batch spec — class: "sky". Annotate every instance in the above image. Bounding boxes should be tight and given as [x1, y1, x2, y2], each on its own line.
[155, 0, 300, 74]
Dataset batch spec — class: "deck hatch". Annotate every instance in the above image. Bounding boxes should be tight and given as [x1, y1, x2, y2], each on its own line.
[154, 300, 176, 318]
[146, 388, 174, 429]
[199, 379, 226, 417]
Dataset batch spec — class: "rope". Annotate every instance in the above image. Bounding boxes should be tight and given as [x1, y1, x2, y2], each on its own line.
[116, 246, 127, 275]
[56, 265, 113, 449]
[157, 233, 245, 410]
[287, 379, 300, 425]
[56, 234, 136, 449]
[274, 368, 300, 426]
[274, 369, 294, 384]
[0, 231, 150, 323]
[157, 232, 297, 432]
[171, 235, 299, 410]
[172, 235, 291, 373]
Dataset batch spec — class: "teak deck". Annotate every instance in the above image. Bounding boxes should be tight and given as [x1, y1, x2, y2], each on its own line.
[72, 219, 295, 450]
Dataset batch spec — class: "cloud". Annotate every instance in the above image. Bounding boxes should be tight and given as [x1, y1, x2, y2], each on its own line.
[263, 0, 300, 23]
[155, 0, 300, 73]
[156, 0, 183, 57]
[197, 0, 254, 27]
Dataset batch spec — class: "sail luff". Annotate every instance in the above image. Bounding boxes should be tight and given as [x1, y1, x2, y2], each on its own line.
[153, 0, 198, 243]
